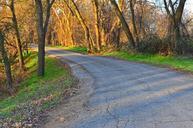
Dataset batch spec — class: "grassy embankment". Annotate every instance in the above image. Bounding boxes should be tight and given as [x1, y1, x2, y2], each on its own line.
[0, 52, 75, 121]
[63, 46, 193, 73]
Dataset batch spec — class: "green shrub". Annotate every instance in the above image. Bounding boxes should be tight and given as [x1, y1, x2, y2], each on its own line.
[175, 38, 193, 55]
[137, 34, 163, 54]
[137, 35, 193, 55]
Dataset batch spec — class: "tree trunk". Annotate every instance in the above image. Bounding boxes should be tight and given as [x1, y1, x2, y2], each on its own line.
[0, 32, 14, 95]
[113, 27, 121, 48]
[92, 0, 101, 51]
[35, 0, 55, 76]
[35, 0, 45, 76]
[110, 0, 136, 48]
[129, 0, 139, 45]
[53, 8, 66, 45]
[164, 0, 186, 53]
[109, 0, 123, 49]
[47, 27, 52, 45]
[38, 36, 45, 76]
[10, 0, 24, 70]
[66, 12, 75, 46]
[64, 0, 93, 52]
[174, 0, 186, 44]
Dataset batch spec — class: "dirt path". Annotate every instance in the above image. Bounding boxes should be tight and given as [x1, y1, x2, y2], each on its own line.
[43, 48, 193, 128]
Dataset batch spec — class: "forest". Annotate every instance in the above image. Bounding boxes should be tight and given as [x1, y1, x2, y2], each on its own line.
[0, 0, 193, 127]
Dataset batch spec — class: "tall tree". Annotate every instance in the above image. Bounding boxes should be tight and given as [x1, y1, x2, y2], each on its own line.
[0, 32, 14, 95]
[64, 0, 93, 52]
[9, 0, 25, 70]
[129, 0, 139, 44]
[35, 0, 55, 76]
[92, 0, 101, 51]
[163, 0, 186, 51]
[109, 0, 124, 48]
[110, 0, 136, 48]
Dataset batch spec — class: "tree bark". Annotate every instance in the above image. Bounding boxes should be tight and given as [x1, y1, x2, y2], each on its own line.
[0, 32, 14, 95]
[110, 0, 136, 48]
[164, 0, 186, 52]
[110, 0, 123, 48]
[35, 0, 45, 76]
[92, 0, 101, 51]
[64, 0, 93, 52]
[10, 0, 24, 70]
[35, 0, 55, 76]
[129, 0, 139, 45]
[174, 0, 186, 42]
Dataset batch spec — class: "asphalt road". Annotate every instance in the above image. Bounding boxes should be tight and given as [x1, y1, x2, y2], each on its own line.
[45, 48, 193, 128]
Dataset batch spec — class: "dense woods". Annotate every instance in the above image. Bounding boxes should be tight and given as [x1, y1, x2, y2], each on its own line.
[0, 0, 193, 94]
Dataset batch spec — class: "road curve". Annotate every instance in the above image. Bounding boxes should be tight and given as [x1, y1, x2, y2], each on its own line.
[45, 48, 193, 128]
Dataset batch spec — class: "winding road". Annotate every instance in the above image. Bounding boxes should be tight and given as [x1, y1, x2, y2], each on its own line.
[44, 48, 193, 128]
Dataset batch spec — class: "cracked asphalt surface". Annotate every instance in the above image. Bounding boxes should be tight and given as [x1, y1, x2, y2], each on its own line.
[45, 48, 193, 128]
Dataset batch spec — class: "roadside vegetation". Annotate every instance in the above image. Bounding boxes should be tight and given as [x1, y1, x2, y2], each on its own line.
[63, 46, 193, 73]
[53, 46, 87, 54]
[0, 52, 76, 127]
[103, 51, 193, 73]
[63, 46, 88, 54]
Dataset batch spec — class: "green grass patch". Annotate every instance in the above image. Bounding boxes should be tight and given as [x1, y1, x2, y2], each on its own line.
[64, 46, 87, 54]
[53, 46, 87, 54]
[103, 51, 193, 72]
[0, 52, 75, 120]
